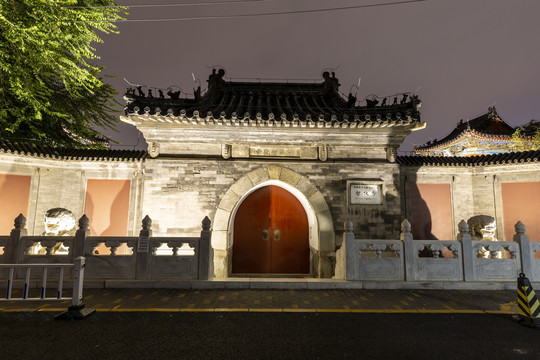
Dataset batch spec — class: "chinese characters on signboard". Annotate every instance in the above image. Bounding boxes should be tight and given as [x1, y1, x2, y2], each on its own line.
[350, 184, 381, 205]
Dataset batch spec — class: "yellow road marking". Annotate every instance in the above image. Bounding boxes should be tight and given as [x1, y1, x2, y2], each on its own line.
[112, 299, 123, 304]
[283, 308, 316, 312]
[249, 308, 283, 312]
[85, 295, 94, 299]
[161, 297, 171, 302]
[177, 294, 185, 298]
[218, 296, 225, 300]
[133, 295, 143, 300]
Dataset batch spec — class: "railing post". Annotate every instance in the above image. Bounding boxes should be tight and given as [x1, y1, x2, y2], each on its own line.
[55, 256, 95, 320]
[400, 219, 414, 281]
[72, 256, 85, 307]
[343, 220, 355, 281]
[198, 216, 212, 280]
[6, 214, 27, 264]
[74, 215, 90, 259]
[514, 221, 534, 281]
[136, 215, 152, 280]
[457, 220, 474, 281]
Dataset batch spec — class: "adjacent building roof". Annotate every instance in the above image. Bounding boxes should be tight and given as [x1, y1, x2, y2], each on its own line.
[123, 70, 422, 126]
[414, 107, 519, 156]
[0, 139, 147, 162]
[398, 150, 540, 167]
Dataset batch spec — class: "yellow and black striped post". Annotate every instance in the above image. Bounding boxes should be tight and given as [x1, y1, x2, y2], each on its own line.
[517, 273, 540, 328]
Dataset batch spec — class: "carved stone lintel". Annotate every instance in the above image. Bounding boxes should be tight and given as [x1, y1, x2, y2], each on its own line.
[386, 147, 396, 163]
[148, 142, 160, 158]
[221, 144, 231, 159]
[318, 145, 328, 161]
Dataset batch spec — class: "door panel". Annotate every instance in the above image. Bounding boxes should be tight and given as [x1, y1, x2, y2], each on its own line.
[232, 185, 309, 274]
[232, 186, 271, 273]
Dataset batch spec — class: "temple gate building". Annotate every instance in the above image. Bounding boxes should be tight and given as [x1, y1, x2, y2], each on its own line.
[0, 71, 539, 280]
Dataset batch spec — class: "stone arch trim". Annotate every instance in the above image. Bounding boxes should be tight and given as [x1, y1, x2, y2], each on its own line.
[211, 165, 335, 278]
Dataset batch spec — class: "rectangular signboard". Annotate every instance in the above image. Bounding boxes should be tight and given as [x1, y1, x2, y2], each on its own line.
[350, 184, 382, 205]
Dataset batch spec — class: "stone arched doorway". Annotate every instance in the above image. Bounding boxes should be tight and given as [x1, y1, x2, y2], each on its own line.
[231, 185, 310, 275]
[212, 166, 335, 279]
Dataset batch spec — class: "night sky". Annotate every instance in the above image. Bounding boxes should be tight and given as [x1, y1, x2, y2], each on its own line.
[95, 0, 540, 153]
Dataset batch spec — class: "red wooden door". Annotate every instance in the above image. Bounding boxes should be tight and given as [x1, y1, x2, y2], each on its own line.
[232, 185, 310, 274]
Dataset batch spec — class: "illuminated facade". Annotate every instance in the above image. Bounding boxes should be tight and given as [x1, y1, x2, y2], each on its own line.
[1, 72, 539, 280]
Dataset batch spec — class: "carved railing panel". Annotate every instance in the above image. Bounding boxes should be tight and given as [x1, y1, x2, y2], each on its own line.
[149, 237, 199, 279]
[84, 236, 137, 279]
[410, 240, 463, 281]
[348, 240, 404, 281]
[470, 240, 521, 281]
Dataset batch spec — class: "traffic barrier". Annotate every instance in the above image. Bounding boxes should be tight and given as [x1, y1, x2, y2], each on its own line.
[0, 257, 94, 319]
[516, 273, 540, 328]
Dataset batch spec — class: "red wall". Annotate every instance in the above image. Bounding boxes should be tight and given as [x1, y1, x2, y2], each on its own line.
[84, 179, 130, 236]
[0, 174, 31, 234]
[408, 183, 453, 240]
[502, 182, 540, 246]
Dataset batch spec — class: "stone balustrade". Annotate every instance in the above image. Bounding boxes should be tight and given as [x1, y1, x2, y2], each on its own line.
[0, 214, 212, 282]
[344, 219, 540, 283]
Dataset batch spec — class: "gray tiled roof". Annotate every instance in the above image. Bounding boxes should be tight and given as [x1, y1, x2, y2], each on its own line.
[398, 150, 540, 167]
[0, 139, 147, 161]
[124, 71, 421, 124]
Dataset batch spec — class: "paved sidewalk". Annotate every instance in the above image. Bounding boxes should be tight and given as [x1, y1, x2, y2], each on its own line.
[0, 288, 518, 314]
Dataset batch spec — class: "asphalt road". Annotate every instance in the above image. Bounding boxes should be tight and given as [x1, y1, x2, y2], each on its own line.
[1, 312, 538, 360]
